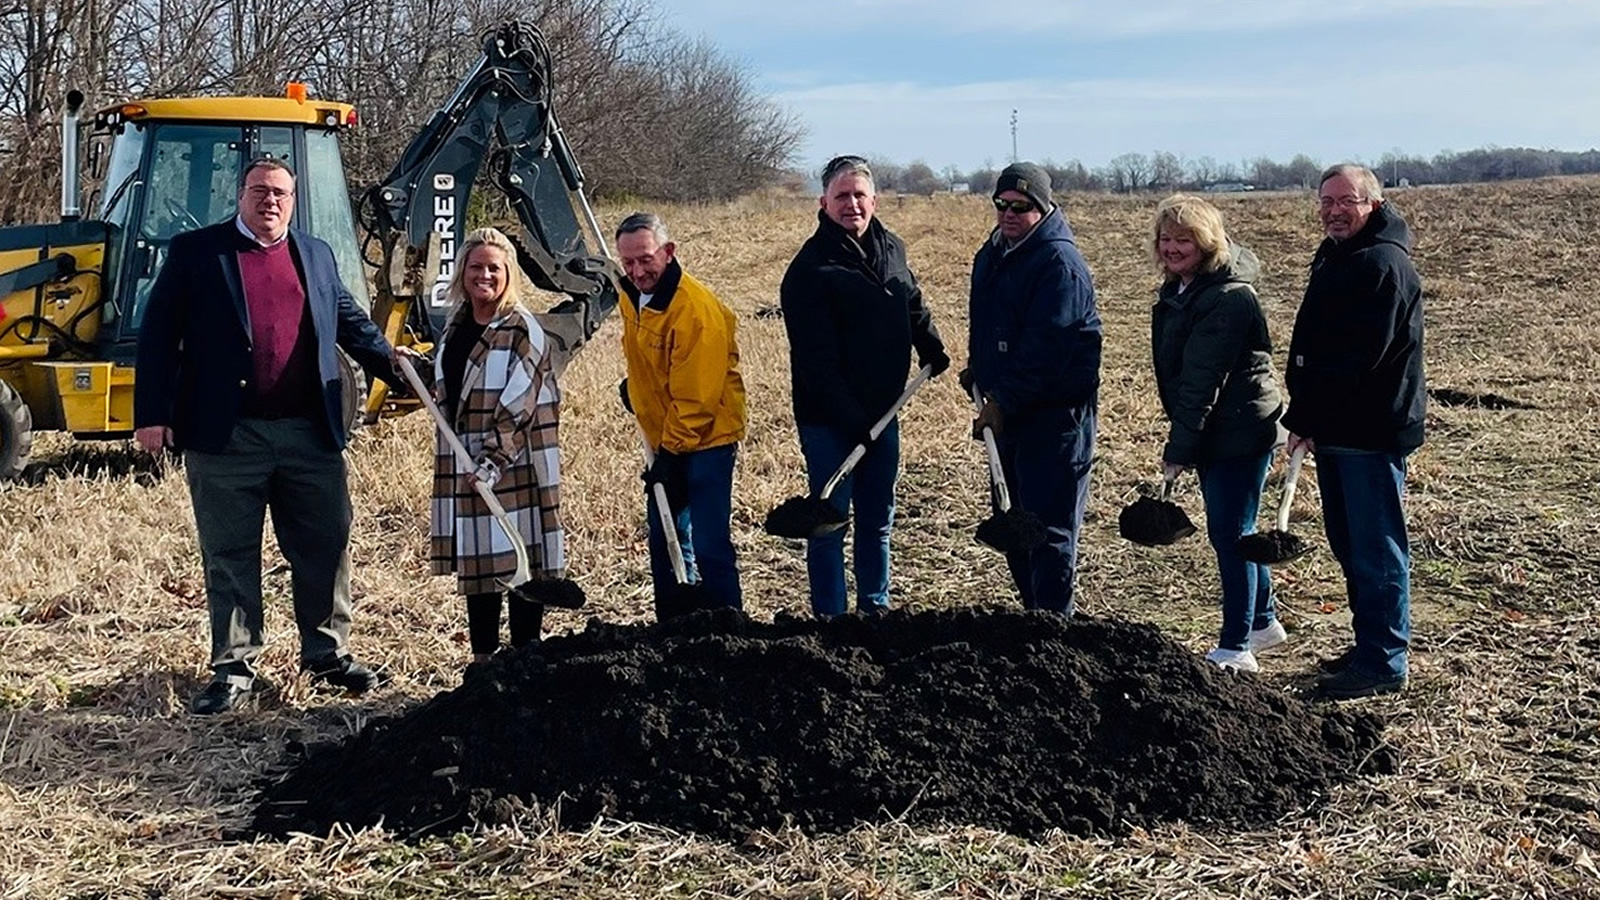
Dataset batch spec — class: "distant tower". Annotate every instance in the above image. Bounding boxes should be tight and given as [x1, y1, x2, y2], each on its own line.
[1010, 109, 1019, 163]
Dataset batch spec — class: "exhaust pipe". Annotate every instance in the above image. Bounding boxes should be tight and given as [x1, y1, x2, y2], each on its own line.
[61, 89, 85, 221]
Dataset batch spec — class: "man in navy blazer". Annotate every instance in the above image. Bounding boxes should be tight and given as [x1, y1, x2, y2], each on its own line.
[134, 157, 403, 715]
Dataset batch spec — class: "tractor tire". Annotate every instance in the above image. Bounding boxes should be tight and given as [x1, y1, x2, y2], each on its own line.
[337, 350, 367, 436]
[0, 379, 34, 480]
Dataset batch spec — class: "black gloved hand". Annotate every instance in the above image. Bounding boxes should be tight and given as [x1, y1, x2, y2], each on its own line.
[920, 350, 951, 378]
[618, 378, 634, 414]
[972, 399, 1005, 440]
[958, 366, 975, 395]
[645, 449, 690, 512]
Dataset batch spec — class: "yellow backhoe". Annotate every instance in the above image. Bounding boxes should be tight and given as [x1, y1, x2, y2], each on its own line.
[0, 21, 619, 479]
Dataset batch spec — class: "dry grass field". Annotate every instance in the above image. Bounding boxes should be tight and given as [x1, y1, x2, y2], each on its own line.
[2, 176, 1598, 898]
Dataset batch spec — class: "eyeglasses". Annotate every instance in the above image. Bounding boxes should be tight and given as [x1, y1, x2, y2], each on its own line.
[992, 197, 1035, 214]
[246, 186, 293, 203]
[1318, 195, 1370, 211]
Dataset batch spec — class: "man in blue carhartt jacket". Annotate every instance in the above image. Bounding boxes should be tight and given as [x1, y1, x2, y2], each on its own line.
[966, 162, 1101, 615]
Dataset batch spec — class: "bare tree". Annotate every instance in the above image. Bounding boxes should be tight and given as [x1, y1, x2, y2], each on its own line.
[1187, 155, 1221, 187]
[1149, 150, 1184, 190]
[1106, 152, 1152, 193]
[0, 0, 805, 222]
[899, 161, 943, 196]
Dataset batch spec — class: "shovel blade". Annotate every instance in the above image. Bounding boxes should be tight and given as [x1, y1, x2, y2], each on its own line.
[975, 509, 1047, 553]
[764, 496, 848, 539]
[653, 581, 708, 622]
[510, 577, 587, 609]
[1236, 530, 1312, 564]
[1118, 496, 1198, 547]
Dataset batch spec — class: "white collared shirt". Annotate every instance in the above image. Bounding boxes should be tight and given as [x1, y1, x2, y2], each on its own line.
[235, 216, 288, 248]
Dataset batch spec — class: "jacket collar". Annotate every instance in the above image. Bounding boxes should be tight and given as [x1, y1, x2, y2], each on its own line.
[619, 257, 685, 313]
[988, 204, 1069, 255]
[814, 209, 884, 272]
[1315, 202, 1414, 265]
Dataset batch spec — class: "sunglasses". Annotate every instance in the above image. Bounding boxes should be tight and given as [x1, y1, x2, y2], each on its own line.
[822, 154, 871, 185]
[992, 197, 1035, 214]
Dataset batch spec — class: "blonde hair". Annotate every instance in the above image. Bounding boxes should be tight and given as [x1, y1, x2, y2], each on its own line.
[1149, 193, 1232, 280]
[446, 227, 531, 320]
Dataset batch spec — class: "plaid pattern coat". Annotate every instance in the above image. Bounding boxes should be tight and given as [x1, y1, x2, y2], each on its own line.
[430, 306, 564, 594]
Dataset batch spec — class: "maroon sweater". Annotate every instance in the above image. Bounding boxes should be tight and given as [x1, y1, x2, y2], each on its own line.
[237, 238, 320, 419]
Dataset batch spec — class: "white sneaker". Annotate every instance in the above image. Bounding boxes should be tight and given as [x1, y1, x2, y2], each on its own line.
[1206, 647, 1260, 672]
[1249, 620, 1288, 653]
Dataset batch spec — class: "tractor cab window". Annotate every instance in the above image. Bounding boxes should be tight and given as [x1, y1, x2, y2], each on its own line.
[304, 128, 369, 309]
[114, 124, 246, 334]
[102, 119, 366, 343]
[143, 124, 243, 238]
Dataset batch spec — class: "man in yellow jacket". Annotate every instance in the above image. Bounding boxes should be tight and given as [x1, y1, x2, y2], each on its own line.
[616, 211, 747, 619]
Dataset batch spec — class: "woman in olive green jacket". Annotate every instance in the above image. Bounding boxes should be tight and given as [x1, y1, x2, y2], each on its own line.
[1150, 194, 1286, 672]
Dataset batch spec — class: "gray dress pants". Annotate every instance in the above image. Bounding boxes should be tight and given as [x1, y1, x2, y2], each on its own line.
[184, 418, 354, 683]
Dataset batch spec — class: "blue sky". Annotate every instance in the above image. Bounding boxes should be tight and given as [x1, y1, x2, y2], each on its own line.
[657, 0, 1600, 176]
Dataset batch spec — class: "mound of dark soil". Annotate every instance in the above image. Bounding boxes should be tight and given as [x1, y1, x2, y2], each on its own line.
[251, 607, 1393, 842]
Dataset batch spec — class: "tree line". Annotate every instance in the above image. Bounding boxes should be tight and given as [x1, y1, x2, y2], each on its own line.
[0, 0, 804, 223]
[866, 146, 1600, 196]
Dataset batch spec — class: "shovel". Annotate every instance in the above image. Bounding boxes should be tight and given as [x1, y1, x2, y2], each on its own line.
[969, 384, 1046, 553]
[1117, 471, 1198, 547]
[638, 425, 704, 620]
[1237, 444, 1312, 564]
[763, 365, 933, 539]
[396, 356, 585, 609]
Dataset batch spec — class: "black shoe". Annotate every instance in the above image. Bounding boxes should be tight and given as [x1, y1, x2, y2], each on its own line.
[191, 679, 254, 715]
[1316, 665, 1407, 700]
[304, 655, 381, 694]
[1317, 646, 1359, 675]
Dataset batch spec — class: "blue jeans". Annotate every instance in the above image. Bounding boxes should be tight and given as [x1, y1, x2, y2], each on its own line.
[996, 405, 1096, 616]
[1197, 449, 1276, 651]
[647, 442, 742, 611]
[1316, 447, 1411, 678]
[798, 421, 900, 616]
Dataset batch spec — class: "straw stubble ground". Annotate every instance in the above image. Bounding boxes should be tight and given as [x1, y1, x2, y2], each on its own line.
[1, 178, 1598, 897]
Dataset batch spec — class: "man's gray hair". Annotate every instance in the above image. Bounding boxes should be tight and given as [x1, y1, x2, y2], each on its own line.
[821, 155, 874, 192]
[1320, 163, 1384, 202]
[615, 211, 669, 244]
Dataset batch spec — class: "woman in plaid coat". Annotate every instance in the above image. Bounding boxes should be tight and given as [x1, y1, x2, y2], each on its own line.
[430, 227, 564, 663]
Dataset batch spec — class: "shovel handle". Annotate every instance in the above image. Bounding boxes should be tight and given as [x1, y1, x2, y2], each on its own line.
[637, 426, 691, 586]
[398, 355, 531, 589]
[970, 384, 1013, 513]
[1276, 445, 1307, 532]
[819, 366, 932, 500]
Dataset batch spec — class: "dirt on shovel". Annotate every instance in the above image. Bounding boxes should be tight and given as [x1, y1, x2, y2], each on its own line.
[511, 576, 587, 610]
[975, 508, 1047, 553]
[1237, 446, 1313, 565]
[764, 496, 847, 539]
[1118, 478, 1197, 547]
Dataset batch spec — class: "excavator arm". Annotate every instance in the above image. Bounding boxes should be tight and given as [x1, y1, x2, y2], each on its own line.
[358, 21, 620, 421]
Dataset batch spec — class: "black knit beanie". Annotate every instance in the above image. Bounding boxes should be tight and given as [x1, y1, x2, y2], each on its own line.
[994, 162, 1054, 212]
